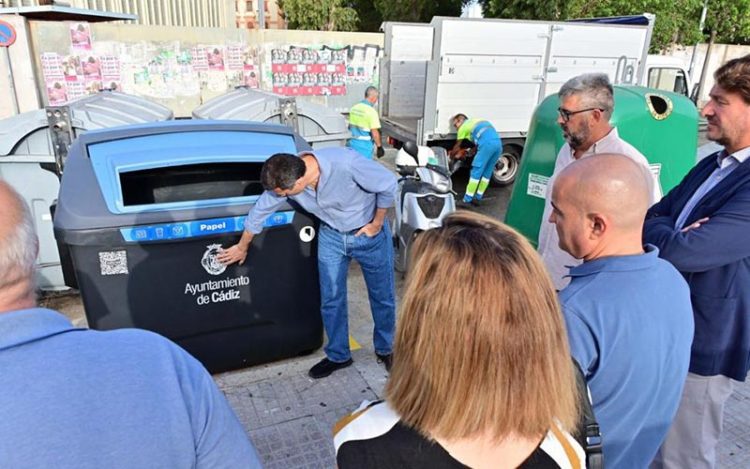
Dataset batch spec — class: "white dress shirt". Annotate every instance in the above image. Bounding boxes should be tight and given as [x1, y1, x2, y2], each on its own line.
[538, 127, 659, 290]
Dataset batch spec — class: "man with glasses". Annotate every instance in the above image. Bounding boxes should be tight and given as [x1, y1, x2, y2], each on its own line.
[538, 73, 659, 290]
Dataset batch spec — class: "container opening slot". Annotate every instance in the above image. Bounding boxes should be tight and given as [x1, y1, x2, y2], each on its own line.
[120, 162, 264, 206]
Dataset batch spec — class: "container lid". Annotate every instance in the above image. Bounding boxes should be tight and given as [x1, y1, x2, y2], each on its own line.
[193, 87, 349, 137]
[0, 91, 173, 156]
[54, 120, 311, 234]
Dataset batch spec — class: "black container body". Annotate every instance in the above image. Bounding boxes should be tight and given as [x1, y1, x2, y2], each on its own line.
[69, 213, 322, 373]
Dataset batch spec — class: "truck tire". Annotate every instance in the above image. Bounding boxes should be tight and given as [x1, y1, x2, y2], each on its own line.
[492, 145, 521, 186]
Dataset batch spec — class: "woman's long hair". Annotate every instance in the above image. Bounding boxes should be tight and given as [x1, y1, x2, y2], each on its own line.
[385, 211, 579, 442]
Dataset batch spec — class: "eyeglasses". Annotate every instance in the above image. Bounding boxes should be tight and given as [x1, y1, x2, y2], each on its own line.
[557, 107, 604, 123]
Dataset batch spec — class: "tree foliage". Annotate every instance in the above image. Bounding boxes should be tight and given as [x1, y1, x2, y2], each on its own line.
[278, 0, 359, 31]
[479, 0, 709, 52]
[350, 0, 383, 32]
[373, 0, 466, 23]
[703, 0, 750, 44]
[480, 0, 567, 21]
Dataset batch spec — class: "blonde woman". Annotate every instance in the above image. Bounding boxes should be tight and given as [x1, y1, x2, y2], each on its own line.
[334, 212, 584, 468]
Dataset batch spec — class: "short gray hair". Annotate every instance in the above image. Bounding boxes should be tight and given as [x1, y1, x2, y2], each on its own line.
[364, 86, 378, 98]
[559, 73, 614, 118]
[0, 182, 38, 289]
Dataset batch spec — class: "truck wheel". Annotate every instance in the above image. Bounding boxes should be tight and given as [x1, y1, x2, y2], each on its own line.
[492, 145, 521, 186]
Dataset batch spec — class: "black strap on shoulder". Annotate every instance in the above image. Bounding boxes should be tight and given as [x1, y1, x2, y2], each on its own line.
[573, 359, 604, 469]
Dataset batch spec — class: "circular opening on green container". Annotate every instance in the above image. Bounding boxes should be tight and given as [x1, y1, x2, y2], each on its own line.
[645, 93, 673, 120]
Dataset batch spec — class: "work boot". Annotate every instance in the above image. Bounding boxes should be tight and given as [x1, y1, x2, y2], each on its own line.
[308, 357, 353, 379]
[456, 199, 477, 210]
[376, 353, 393, 372]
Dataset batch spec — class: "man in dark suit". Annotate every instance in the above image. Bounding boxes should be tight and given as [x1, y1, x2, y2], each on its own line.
[646, 55, 750, 468]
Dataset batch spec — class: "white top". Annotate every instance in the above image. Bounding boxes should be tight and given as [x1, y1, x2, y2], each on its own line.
[537, 127, 659, 290]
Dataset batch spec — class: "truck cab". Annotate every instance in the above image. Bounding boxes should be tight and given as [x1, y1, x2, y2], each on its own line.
[644, 55, 693, 98]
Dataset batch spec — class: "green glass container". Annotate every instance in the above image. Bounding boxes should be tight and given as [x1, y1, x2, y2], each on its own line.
[505, 85, 699, 246]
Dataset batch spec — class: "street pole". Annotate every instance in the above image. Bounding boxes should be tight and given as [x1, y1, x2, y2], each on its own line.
[696, 28, 716, 105]
[3, 46, 20, 115]
[688, 0, 709, 77]
[258, 0, 266, 29]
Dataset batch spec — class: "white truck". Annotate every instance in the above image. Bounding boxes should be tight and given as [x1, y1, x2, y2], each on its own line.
[378, 15, 693, 185]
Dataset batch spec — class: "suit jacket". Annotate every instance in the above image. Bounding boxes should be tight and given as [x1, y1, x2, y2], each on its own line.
[644, 151, 750, 381]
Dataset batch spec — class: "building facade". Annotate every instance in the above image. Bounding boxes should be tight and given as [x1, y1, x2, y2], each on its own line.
[2, 0, 235, 28]
[235, 0, 284, 29]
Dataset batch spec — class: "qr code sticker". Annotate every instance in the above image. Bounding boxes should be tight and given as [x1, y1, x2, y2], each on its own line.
[98, 250, 128, 276]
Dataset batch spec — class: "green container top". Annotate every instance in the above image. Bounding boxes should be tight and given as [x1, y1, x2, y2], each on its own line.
[505, 85, 699, 246]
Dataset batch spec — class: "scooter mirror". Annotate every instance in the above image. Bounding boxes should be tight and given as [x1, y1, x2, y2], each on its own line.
[402, 141, 420, 163]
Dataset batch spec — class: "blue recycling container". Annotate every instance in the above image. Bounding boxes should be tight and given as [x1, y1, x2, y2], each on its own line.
[53, 120, 323, 373]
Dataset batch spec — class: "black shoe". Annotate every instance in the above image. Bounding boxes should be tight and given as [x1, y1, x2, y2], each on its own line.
[376, 353, 393, 372]
[308, 358, 353, 379]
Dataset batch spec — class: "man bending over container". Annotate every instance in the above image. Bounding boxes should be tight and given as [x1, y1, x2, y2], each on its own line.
[449, 113, 503, 207]
[219, 147, 398, 379]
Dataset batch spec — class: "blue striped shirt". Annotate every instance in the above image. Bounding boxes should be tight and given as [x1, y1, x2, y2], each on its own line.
[245, 147, 397, 234]
[675, 147, 750, 229]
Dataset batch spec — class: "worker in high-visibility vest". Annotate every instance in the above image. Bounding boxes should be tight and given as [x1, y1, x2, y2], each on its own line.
[347, 86, 384, 159]
[449, 114, 503, 207]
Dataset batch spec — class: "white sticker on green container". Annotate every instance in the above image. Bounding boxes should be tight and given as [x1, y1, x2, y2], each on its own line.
[527, 173, 550, 199]
[649, 163, 664, 198]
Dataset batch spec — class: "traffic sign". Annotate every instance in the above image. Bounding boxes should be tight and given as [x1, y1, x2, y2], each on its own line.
[0, 20, 17, 47]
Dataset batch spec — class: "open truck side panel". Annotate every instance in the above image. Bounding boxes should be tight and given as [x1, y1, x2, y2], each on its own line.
[379, 22, 434, 146]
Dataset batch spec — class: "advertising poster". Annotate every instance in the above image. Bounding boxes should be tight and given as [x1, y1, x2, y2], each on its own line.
[227, 45, 244, 70]
[271, 46, 346, 96]
[191, 46, 209, 71]
[46, 80, 68, 105]
[69, 22, 92, 51]
[207, 46, 225, 71]
[62, 55, 83, 82]
[66, 80, 88, 100]
[81, 55, 102, 80]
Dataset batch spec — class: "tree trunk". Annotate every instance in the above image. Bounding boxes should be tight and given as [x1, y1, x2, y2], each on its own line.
[696, 28, 717, 105]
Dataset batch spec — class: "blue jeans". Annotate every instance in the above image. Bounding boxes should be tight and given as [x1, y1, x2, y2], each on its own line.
[317, 222, 395, 362]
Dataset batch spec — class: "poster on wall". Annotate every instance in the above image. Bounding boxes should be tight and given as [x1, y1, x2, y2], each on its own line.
[81, 55, 102, 80]
[270, 46, 346, 96]
[62, 55, 83, 81]
[66, 81, 87, 100]
[100, 54, 121, 91]
[207, 46, 225, 71]
[191, 46, 209, 71]
[227, 45, 244, 70]
[46, 80, 68, 105]
[243, 67, 259, 88]
[69, 22, 92, 51]
[41, 53, 64, 80]
[41, 53, 67, 104]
